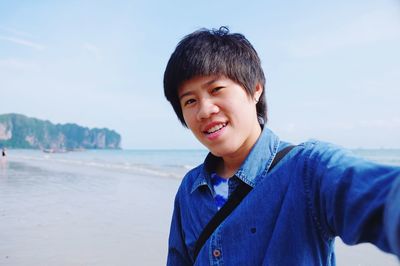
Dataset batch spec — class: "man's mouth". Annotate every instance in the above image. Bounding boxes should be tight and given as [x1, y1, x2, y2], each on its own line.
[204, 123, 227, 135]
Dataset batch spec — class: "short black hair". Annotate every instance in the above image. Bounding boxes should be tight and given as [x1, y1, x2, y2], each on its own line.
[163, 26, 267, 126]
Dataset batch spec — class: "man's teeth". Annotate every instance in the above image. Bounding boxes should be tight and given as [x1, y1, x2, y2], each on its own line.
[207, 123, 226, 134]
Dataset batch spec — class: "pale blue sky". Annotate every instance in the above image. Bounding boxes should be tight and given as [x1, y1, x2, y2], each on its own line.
[0, 0, 399, 149]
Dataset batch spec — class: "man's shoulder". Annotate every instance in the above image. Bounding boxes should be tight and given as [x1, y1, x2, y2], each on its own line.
[291, 139, 372, 177]
[292, 139, 349, 156]
[300, 139, 354, 159]
[279, 139, 357, 170]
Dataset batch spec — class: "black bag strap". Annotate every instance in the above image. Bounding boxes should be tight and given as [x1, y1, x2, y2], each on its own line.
[193, 145, 295, 261]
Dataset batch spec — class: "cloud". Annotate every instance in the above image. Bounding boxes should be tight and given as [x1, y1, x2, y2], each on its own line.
[0, 26, 34, 38]
[285, 8, 400, 57]
[0, 35, 45, 50]
[83, 42, 102, 61]
[359, 118, 400, 129]
[273, 117, 400, 135]
[0, 58, 41, 71]
[315, 119, 400, 131]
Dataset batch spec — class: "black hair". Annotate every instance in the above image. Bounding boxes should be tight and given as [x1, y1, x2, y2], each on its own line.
[163, 26, 267, 126]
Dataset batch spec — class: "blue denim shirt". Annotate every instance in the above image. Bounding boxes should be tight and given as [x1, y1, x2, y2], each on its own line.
[167, 128, 400, 265]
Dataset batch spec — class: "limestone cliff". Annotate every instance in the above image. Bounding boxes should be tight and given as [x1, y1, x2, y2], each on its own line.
[0, 113, 121, 150]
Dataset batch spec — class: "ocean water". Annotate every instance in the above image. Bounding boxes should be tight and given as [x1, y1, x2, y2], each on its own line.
[0, 148, 399, 265]
[3, 148, 400, 179]
[4, 149, 209, 179]
[352, 148, 400, 166]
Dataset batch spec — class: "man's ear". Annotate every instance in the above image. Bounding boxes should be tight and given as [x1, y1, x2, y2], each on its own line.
[254, 83, 263, 102]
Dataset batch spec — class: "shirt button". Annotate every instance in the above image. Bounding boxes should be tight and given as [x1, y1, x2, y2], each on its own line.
[213, 249, 221, 258]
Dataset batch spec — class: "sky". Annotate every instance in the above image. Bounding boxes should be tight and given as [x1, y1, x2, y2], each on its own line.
[0, 0, 399, 149]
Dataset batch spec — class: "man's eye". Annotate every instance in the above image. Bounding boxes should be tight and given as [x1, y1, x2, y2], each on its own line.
[212, 86, 223, 93]
[184, 99, 196, 106]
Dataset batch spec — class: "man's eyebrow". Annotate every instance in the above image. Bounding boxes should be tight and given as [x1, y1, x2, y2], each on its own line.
[179, 77, 222, 100]
[179, 91, 193, 100]
[201, 78, 220, 88]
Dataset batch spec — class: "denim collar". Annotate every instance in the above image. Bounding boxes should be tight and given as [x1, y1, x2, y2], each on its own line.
[190, 127, 280, 193]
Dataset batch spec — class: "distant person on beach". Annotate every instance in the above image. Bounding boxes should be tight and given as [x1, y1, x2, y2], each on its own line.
[163, 27, 400, 265]
[0, 148, 7, 169]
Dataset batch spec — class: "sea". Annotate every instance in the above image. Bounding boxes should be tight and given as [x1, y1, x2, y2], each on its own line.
[2, 148, 400, 179]
[1, 149, 209, 179]
[0, 148, 399, 265]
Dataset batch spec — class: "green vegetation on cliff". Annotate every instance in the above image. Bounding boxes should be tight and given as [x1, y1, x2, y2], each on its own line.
[0, 113, 121, 150]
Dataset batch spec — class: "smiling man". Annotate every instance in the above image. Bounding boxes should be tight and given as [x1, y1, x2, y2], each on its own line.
[178, 75, 262, 178]
[163, 27, 400, 265]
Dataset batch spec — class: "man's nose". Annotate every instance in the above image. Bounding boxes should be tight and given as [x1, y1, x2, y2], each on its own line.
[196, 99, 219, 120]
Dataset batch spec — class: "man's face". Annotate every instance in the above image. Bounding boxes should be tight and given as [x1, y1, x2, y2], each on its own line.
[178, 75, 262, 159]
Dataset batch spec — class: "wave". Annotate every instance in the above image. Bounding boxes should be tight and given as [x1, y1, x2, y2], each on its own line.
[10, 154, 188, 179]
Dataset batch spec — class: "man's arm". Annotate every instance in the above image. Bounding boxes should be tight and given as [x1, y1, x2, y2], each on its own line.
[385, 176, 400, 256]
[305, 141, 400, 257]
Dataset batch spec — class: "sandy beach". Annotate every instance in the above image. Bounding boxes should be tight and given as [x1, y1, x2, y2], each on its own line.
[1, 153, 180, 265]
[0, 150, 398, 265]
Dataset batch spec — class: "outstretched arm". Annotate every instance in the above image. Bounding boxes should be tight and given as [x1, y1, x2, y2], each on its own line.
[305, 142, 400, 258]
[385, 176, 400, 256]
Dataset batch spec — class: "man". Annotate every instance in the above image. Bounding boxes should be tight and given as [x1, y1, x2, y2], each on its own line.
[163, 26, 400, 265]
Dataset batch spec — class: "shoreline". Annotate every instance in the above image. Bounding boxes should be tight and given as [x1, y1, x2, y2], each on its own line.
[5, 151, 188, 180]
